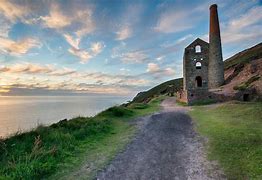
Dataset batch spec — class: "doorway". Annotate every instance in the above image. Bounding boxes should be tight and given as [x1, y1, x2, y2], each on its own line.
[195, 76, 202, 87]
[243, 94, 250, 101]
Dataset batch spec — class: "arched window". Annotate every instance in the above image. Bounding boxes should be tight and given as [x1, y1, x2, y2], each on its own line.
[195, 76, 202, 87]
[196, 62, 202, 69]
[195, 45, 201, 53]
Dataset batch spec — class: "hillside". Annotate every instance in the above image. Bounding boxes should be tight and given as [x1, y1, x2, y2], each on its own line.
[224, 42, 262, 69]
[133, 42, 262, 103]
[222, 42, 262, 100]
[132, 78, 183, 103]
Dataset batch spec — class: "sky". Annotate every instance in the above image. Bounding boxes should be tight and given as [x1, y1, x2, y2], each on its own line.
[0, 0, 261, 96]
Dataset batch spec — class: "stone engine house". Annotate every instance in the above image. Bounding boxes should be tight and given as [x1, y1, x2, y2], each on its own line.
[178, 4, 224, 105]
[181, 39, 210, 103]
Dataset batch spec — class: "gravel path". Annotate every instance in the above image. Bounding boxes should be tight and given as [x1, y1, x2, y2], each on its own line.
[96, 98, 225, 180]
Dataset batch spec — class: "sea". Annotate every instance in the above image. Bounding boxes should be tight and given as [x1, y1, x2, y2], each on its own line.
[0, 95, 132, 138]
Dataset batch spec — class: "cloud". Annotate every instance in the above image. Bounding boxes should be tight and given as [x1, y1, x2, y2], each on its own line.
[0, 1, 30, 22]
[221, 6, 262, 44]
[0, 18, 12, 38]
[115, 26, 132, 40]
[64, 34, 92, 64]
[41, 3, 71, 29]
[68, 48, 92, 64]
[147, 63, 160, 72]
[121, 50, 148, 64]
[111, 42, 148, 64]
[74, 9, 95, 37]
[0, 37, 41, 56]
[164, 67, 175, 75]
[63, 34, 80, 49]
[156, 55, 165, 61]
[90, 42, 105, 55]
[63, 34, 104, 63]
[114, 4, 143, 41]
[156, 34, 193, 57]
[0, 62, 150, 95]
[50, 67, 76, 76]
[0, 63, 76, 76]
[154, 10, 194, 33]
[120, 68, 131, 74]
[145, 63, 175, 78]
[41, 2, 95, 38]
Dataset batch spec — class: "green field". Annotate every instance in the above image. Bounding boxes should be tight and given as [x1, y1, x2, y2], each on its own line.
[0, 96, 164, 180]
[189, 101, 262, 179]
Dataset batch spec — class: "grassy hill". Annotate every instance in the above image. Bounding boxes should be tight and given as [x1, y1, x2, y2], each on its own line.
[132, 78, 183, 103]
[224, 42, 262, 69]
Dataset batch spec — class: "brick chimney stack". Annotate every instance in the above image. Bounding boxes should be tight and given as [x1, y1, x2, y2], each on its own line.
[208, 4, 224, 88]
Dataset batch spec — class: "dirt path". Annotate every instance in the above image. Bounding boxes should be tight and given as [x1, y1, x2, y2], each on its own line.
[96, 97, 224, 180]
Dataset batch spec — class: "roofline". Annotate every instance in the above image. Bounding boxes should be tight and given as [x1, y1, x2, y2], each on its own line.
[185, 38, 209, 49]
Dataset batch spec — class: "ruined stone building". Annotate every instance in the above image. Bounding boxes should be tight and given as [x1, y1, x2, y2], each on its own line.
[178, 4, 224, 104]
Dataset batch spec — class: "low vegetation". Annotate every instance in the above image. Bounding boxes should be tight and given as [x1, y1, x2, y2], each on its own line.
[189, 101, 262, 179]
[190, 99, 217, 106]
[0, 96, 164, 179]
[233, 75, 260, 91]
[224, 42, 262, 69]
[132, 78, 182, 103]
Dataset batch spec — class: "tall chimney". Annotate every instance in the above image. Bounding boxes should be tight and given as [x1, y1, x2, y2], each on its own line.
[208, 4, 224, 89]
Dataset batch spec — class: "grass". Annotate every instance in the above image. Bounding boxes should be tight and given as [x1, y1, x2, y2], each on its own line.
[0, 96, 164, 180]
[224, 42, 262, 69]
[175, 100, 187, 106]
[132, 78, 182, 103]
[190, 99, 217, 106]
[189, 101, 262, 179]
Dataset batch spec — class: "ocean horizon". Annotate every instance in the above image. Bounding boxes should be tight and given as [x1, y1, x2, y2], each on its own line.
[0, 95, 132, 138]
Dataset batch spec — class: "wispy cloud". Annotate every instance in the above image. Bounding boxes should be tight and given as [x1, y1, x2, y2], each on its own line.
[147, 63, 159, 72]
[121, 50, 148, 64]
[41, 2, 95, 38]
[221, 6, 262, 44]
[114, 4, 143, 41]
[115, 25, 132, 40]
[154, 2, 204, 34]
[41, 3, 71, 29]
[154, 11, 193, 33]
[0, 0, 30, 22]
[0, 62, 150, 95]
[68, 48, 92, 64]
[0, 37, 41, 56]
[90, 42, 105, 55]
[0, 63, 75, 75]
[63, 34, 104, 63]
[146, 63, 175, 78]
[63, 34, 80, 49]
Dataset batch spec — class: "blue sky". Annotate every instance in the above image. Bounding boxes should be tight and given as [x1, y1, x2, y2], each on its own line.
[0, 0, 261, 96]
